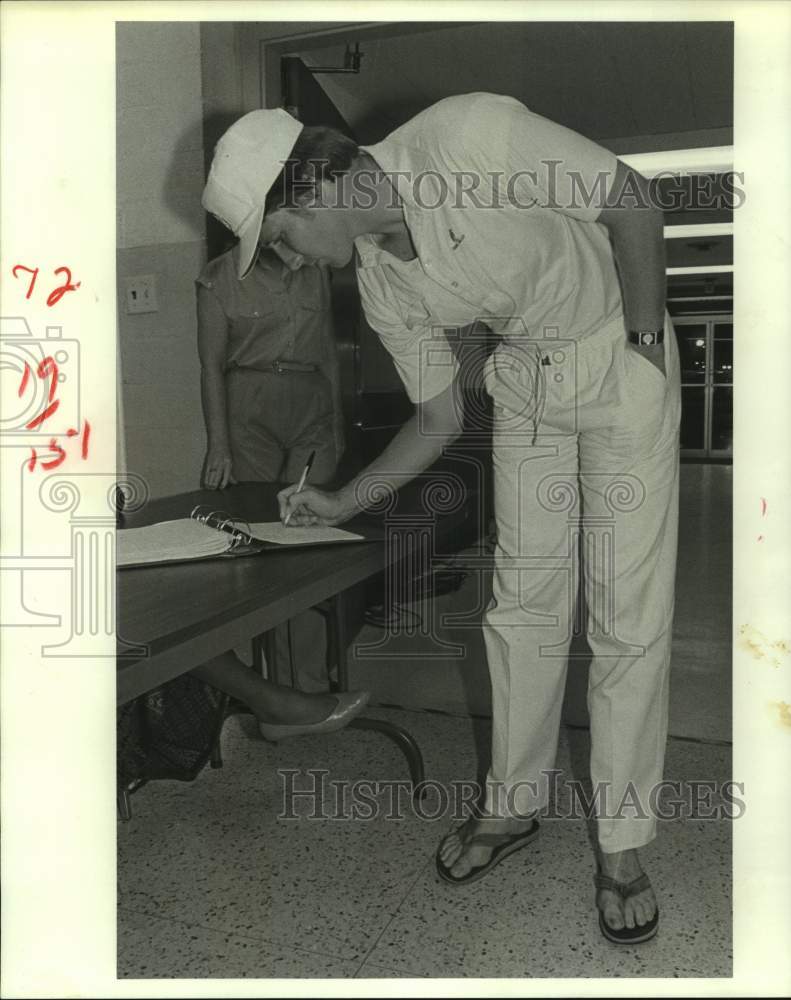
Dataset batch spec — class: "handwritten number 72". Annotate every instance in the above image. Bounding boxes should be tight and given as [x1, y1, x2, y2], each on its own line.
[12, 265, 81, 307]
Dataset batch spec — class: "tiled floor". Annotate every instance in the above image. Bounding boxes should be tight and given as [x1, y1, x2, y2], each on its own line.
[118, 711, 731, 979]
[118, 464, 732, 979]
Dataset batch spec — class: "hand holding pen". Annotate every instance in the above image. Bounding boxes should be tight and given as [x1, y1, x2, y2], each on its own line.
[277, 454, 357, 527]
[283, 450, 315, 526]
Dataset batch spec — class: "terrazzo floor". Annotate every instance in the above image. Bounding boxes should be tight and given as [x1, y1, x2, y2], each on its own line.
[118, 710, 732, 979]
[118, 464, 732, 980]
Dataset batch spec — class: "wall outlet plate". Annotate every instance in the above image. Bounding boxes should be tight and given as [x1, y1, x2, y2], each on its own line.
[124, 274, 159, 314]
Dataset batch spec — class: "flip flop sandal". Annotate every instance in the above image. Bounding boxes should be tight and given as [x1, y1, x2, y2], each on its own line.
[594, 872, 659, 944]
[436, 819, 540, 886]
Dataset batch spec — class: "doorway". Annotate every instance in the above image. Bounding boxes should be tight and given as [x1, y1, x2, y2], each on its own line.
[673, 316, 733, 458]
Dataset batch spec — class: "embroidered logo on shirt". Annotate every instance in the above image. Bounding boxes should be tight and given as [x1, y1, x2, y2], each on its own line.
[448, 229, 465, 250]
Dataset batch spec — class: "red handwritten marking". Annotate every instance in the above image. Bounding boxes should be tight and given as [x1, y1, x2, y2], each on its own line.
[47, 267, 81, 308]
[40, 440, 66, 470]
[760, 497, 767, 517]
[11, 264, 80, 307]
[25, 398, 60, 430]
[23, 356, 60, 429]
[18, 362, 32, 397]
[12, 264, 40, 300]
[81, 420, 91, 459]
[66, 420, 91, 459]
[25, 419, 91, 473]
[37, 356, 59, 402]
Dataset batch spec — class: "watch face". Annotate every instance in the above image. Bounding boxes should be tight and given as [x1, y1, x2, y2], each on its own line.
[641, 332, 655, 345]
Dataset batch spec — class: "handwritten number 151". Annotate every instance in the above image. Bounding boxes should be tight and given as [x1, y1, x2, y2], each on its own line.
[12, 265, 81, 307]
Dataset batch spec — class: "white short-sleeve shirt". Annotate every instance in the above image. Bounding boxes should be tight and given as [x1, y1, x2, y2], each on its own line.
[354, 92, 624, 404]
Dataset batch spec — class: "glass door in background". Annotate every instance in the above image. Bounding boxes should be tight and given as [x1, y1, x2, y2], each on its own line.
[672, 316, 733, 458]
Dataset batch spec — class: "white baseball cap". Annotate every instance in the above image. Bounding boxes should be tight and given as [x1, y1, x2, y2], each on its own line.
[202, 109, 304, 279]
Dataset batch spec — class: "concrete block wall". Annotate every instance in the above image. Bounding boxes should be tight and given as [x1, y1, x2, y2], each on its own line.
[116, 21, 207, 499]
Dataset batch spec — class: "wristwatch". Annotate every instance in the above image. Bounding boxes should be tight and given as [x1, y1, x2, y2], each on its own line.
[628, 329, 664, 346]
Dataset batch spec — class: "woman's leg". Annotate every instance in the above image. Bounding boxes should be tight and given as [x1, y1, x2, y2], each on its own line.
[190, 651, 339, 725]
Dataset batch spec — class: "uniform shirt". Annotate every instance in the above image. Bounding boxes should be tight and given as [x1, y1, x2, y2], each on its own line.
[196, 245, 334, 371]
[355, 92, 624, 403]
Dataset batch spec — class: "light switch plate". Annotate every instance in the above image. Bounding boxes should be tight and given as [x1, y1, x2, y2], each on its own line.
[124, 274, 159, 314]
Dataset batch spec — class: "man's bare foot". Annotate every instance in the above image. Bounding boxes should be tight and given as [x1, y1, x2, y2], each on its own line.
[596, 847, 657, 932]
[437, 814, 536, 880]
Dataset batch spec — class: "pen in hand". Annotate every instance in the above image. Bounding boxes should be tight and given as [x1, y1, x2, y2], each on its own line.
[284, 450, 316, 527]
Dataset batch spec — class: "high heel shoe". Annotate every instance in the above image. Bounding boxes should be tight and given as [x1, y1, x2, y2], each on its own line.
[258, 691, 370, 742]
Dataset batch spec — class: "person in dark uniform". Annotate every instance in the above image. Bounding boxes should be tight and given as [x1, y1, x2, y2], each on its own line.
[195, 241, 344, 695]
[197, 241, 342, 490]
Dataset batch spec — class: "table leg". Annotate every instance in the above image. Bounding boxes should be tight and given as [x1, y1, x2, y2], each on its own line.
[117, 785, 133, 822]
[117, 779, 147, 821]
[252, 631, 278, 682]
[251, 634, 266, 678]
[209, 740, 224, 769]
[209, 693, 231, 769]
[346, 716, 427, 801]
[329, 592, 428, 802]
[328, 592, 351, 689]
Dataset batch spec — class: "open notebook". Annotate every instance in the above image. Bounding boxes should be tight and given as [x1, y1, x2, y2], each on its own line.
[117, 505, 365, 569]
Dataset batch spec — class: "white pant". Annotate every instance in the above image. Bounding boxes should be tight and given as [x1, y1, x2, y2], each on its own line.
[481, 313, 681, 852]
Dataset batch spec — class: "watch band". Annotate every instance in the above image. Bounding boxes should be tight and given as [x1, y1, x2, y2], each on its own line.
[628, 329, 664, 346]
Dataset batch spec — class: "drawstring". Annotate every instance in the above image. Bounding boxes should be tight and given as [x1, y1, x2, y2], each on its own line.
[488, 341, 548, 444]
[531, 345, 547, 445]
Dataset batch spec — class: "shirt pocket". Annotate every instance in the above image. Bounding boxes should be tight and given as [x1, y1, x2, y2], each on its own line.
[231, 292, 280, 321]
[227, 300, 281, 344]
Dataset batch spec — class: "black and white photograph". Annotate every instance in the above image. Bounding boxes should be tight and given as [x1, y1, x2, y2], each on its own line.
[114, 15, 735, 978]
[1, 3, 790, 996]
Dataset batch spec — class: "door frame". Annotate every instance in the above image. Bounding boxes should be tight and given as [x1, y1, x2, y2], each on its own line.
[256, 21, 479, 110]
[673, 313, 733, 459]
